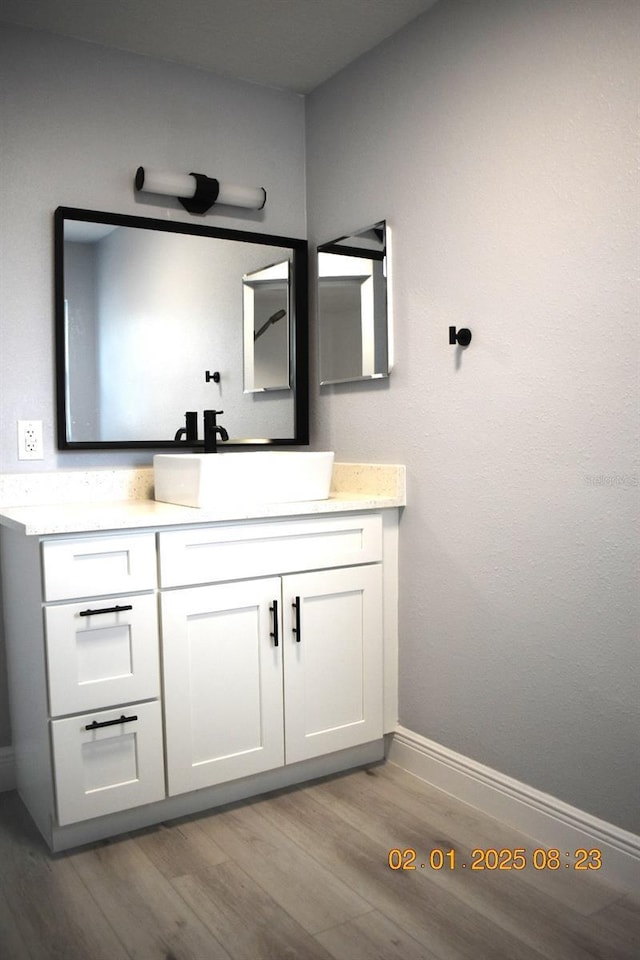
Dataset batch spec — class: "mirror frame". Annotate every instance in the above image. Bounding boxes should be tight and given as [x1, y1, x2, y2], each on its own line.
[54, 206, 309, 450]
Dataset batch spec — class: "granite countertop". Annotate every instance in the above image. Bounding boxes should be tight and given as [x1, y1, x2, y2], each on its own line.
[0, 463, 405, 537]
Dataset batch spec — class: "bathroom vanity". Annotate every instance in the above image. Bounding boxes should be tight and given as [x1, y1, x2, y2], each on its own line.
[0, 464, 404, 851]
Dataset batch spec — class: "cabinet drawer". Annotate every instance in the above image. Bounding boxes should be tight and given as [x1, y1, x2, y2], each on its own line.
[51, 701, 165, 826]
[45, 594, 160, 717]
[158, 513, 383, 587]
[42, 534, 157, 601]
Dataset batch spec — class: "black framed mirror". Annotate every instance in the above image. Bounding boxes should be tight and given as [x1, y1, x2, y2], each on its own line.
[317, 220, 391, 385]
[55, 207, 308, 450]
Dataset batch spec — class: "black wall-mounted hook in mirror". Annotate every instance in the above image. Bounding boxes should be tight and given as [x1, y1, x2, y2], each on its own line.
[449, 326, 472, 347]
[205, 370, 221, 383]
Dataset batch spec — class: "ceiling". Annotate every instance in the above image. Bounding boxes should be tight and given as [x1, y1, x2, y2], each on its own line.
[0, 0, 438, 94]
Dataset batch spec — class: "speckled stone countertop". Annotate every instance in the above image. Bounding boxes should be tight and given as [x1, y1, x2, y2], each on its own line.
[0, 463, 405, 536]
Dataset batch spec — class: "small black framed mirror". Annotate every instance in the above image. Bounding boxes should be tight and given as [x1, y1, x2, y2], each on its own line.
[55, 207, 308, 450]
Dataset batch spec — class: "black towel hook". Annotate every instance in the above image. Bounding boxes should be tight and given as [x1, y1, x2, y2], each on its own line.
[449, 326, 472, 347]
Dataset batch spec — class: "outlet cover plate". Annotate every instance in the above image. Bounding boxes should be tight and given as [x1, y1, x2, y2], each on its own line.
[18, 420, 44, 460]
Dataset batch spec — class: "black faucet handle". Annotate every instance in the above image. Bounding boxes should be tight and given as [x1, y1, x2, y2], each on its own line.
[185, 411, 198, 442]
[175, 410, 199, 442]
[203, 409, 228, 452]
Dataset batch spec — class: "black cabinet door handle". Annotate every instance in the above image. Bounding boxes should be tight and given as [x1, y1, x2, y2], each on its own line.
[292, 596, 301, 642]
[85, 713, 138, 731]
[270, 600, 279, 646]
[79, 604, 133, 617]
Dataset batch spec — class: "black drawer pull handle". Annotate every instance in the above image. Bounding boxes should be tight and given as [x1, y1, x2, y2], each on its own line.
[79, 604, 133, 617]
[270, 599, 279, 646]
[292, 596, 301, 642]
[85, 714, 138, 731]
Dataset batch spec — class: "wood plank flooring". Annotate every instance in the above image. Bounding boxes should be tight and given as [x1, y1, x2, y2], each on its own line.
[0, 761, 637, 960]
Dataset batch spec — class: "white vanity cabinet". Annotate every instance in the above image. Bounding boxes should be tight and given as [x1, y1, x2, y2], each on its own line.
[0, 495, 401, 852]
[159, 514, 383, 795]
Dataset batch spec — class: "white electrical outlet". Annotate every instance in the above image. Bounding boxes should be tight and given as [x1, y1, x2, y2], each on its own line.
[17, 420, 44, 460]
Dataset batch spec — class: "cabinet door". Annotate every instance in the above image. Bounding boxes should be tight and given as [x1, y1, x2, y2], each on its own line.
[161, 578, 284, 795]
[283, 564, 383, 764]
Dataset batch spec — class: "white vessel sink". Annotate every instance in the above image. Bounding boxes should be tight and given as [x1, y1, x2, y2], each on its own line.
[154, 451, 335, 508]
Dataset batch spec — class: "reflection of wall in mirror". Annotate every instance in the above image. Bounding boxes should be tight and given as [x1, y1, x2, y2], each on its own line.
[64, 242, 100, 441]
[251, 284, 289, 389]
[318, 252, 387, 383]
[243, 258, 290, 393]
[319, 277, 365, 382]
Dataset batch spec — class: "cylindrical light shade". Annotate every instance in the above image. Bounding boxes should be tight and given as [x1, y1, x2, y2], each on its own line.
[216, 182, 266, 209]
[135, 167, 266, 211]
[135, 168, 197, 198]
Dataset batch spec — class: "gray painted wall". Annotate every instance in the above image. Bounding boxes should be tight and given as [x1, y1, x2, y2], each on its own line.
[0, 23, 306, 747]
[307, 0, 638, 833]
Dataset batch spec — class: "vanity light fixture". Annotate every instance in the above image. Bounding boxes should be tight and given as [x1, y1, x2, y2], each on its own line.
[134, 167, 266, 213]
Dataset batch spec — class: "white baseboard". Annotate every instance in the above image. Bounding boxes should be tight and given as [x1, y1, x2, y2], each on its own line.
[387, 726, 640, 892]
[3, 729, 637, 890]
[0, 746, 16, 793]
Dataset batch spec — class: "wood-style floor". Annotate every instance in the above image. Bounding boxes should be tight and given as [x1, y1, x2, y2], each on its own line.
[0, 761, 637, 960]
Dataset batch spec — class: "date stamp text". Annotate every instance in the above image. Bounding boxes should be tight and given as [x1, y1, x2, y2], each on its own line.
[387, 847, 602, 871]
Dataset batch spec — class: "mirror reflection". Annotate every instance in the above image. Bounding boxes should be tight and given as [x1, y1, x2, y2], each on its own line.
[317, 221, 391, 385]
[55, 208, 308, 449]
[243, 259, 291, 392]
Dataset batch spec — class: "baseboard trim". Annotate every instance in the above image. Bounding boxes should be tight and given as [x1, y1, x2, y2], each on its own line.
[387, 726, 640, 891]
[0, 746, 16, 793]
[4, 729, 637, 889]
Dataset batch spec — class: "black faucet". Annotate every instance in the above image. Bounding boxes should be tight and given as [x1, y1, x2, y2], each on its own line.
[203, 410, 229, 453]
